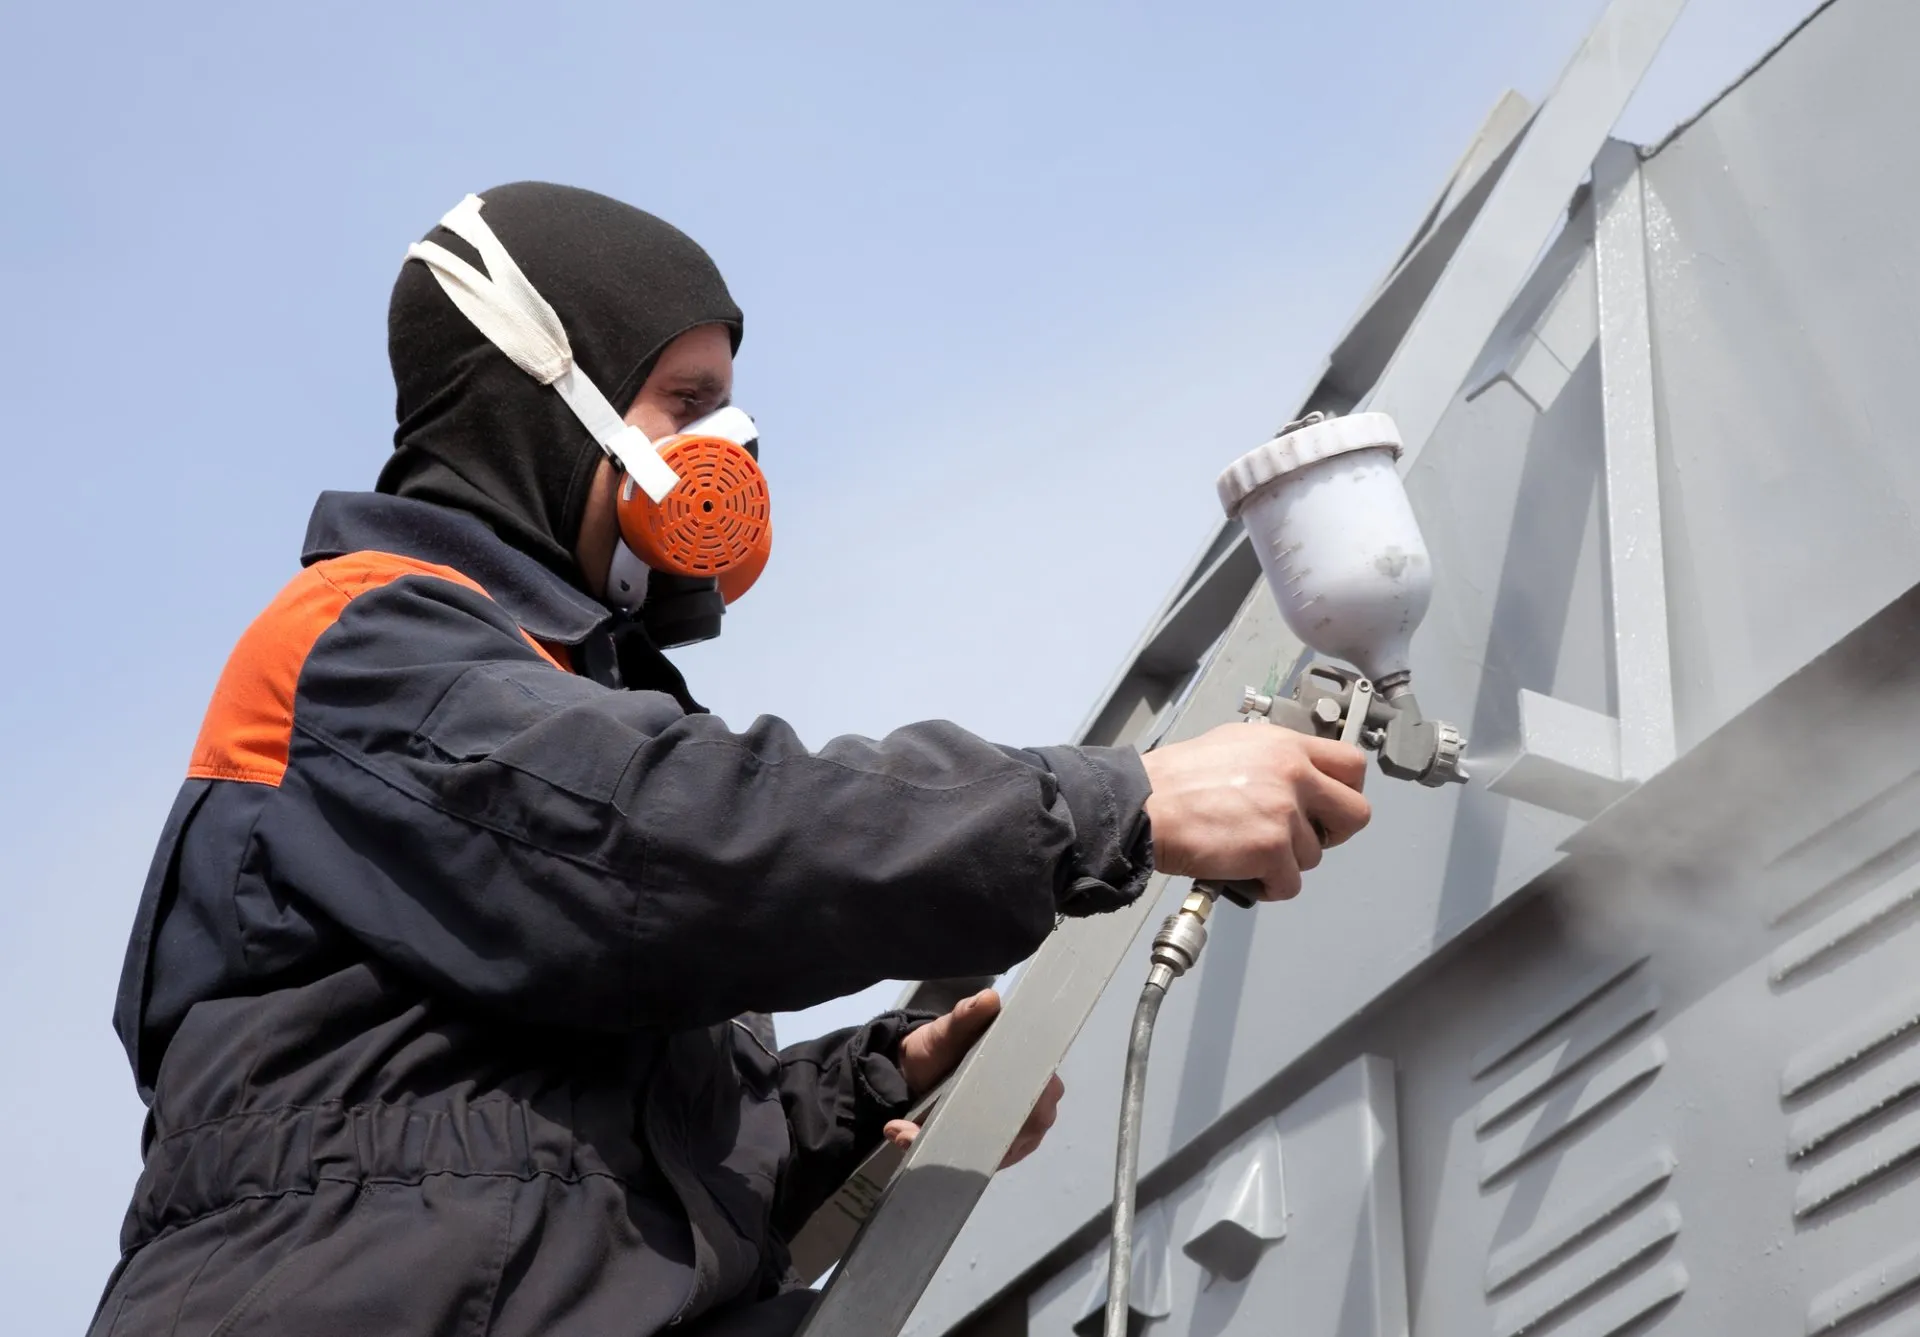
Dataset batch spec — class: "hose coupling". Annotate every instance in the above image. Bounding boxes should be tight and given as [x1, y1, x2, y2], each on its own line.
[1148, 887, 1216, 988]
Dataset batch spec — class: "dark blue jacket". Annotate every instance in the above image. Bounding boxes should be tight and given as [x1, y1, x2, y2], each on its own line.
[94, 492, 1154, 1337]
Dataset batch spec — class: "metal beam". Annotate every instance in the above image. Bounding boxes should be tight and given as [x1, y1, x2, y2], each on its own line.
[1486, 688, 1634, 819]
[1591, 139, 1679, 779]
[1073, 525, 1248, 751]
[1373, 0, 1693, 472]
[1319, 95, 1536, 411]
[1386, 91, 1535, 279]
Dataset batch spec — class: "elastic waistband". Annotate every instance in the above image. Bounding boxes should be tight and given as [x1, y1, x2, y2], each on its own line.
[125, 1096, 626, 1250]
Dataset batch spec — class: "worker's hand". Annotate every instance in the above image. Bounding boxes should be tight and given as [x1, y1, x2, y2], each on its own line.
[1141, 723, 1371, 901]
[884, 989, 1063, 1170]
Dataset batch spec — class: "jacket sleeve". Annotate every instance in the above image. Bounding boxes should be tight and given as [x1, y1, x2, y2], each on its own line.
[766, 1010, 932, 1240]
[268, 572, 1154, 1031]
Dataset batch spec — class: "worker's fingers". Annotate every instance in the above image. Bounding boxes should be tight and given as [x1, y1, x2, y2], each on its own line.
[1001, 1122, 1047, 1168]
[1140, 724, 1374, 891]
[887, 1073, 1066, 1170]
[1292, 808, 1325, 874]
[924, 989, 1000, 1057]
[1000, 1074, 1065, 1169]
[1258, 844, 1303, 902]
[1298, 761, 1373, 849]
[1300, 736, 1368, 791]
[897, 989, 1001, 1096]
[883, 1119, 919, 1151]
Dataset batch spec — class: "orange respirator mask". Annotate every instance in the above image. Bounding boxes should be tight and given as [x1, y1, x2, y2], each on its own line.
[406, 193, 772, 645]
[604, 404, 770, 617]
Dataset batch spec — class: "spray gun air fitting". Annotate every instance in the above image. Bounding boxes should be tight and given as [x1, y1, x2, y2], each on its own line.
[1103, 411, 1471, 1337]
[1147, 887, 1215, 990]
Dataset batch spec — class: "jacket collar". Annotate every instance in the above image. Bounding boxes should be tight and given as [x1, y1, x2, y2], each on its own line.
[301, 491, 612, 646]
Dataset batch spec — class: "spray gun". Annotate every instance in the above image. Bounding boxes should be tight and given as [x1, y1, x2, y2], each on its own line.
[1104, 412, 1468, 1337]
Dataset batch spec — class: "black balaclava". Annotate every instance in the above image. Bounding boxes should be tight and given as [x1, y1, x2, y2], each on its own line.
[379, 182, 743, 590]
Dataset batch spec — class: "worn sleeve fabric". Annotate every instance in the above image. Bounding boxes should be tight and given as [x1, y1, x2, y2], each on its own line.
[763, 1010, 933, 1240]
[270, 571, 1153, 1031]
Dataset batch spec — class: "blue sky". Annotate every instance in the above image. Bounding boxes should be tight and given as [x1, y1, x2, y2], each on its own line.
[0, 0, 1814, 1327]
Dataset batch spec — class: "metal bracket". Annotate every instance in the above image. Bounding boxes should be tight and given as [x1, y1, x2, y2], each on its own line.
[1592, 138, 1679, 781]
[1487, 139, 1679, 816]
[1487, 688, 1634, 819]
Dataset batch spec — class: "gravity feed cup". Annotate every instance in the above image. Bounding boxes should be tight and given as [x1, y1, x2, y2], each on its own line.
[1216, 412, 1432, 691]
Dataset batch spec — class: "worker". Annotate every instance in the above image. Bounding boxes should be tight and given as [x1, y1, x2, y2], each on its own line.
[92, 182, 1371, 1337]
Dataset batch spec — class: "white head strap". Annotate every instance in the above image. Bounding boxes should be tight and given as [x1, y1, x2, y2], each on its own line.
[405, 194, 681, 503]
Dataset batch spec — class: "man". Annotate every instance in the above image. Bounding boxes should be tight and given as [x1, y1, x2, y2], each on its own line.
[93, 182, 1370, 1337]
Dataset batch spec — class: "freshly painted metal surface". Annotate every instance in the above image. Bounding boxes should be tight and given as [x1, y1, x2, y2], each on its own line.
[1488, 687, 1631, 818]
[1591, 140, 1678, 782]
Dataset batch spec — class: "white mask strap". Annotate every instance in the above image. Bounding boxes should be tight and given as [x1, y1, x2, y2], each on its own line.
[606, 541, 652, 614]
[682, 405, 758, 451]
[405, 194, 681, 504]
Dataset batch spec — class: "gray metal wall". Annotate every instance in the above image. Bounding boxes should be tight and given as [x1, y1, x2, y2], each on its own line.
[911, 1, 1920, 1333]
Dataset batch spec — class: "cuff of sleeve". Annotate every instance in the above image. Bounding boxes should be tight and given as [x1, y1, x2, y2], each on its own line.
[850, 1009, 940, 1122]
[1029, 743, 1155, 917]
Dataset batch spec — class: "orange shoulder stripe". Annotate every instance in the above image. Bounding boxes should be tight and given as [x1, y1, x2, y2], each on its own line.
[188, 551, 566, 786]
